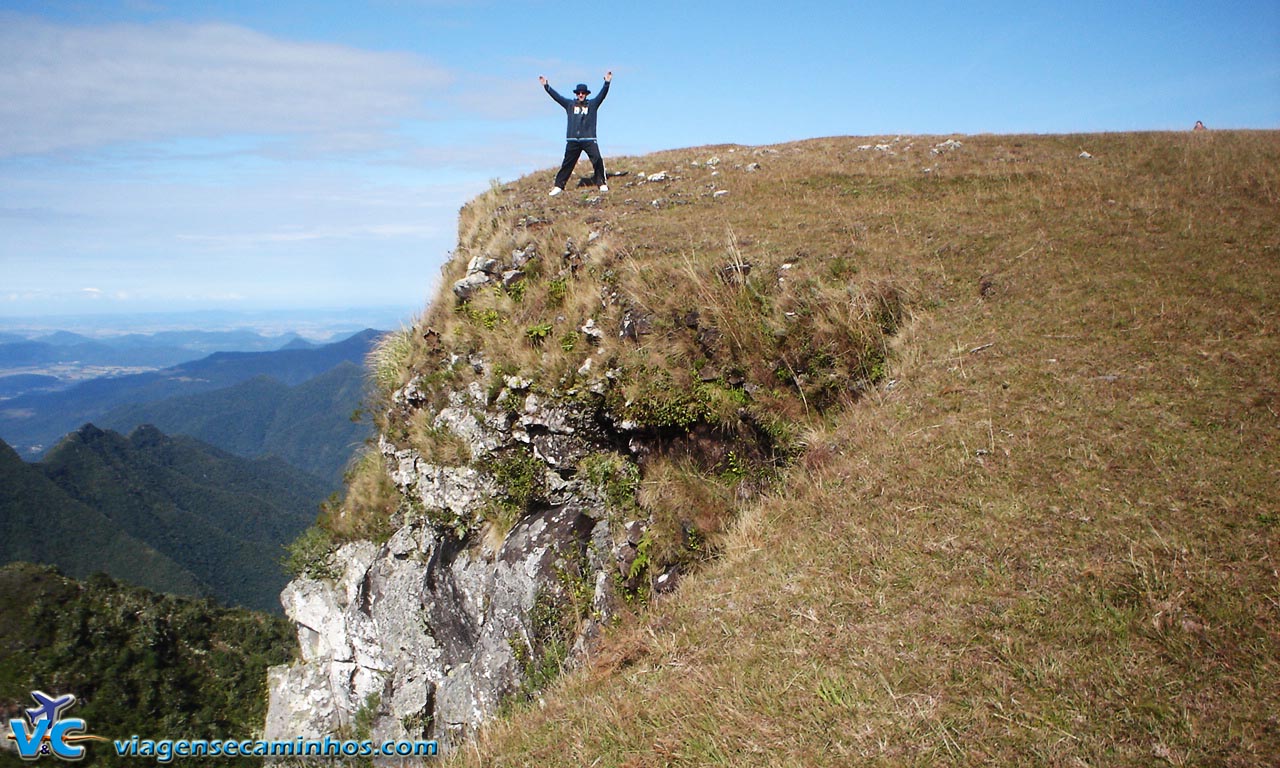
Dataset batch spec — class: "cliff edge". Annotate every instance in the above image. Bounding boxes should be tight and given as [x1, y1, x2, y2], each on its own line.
[268, 132, 1280, 765]
[264, 138, 905, 751]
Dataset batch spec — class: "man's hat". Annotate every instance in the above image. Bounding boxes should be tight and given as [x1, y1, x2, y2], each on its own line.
[574, 83, 591, 95]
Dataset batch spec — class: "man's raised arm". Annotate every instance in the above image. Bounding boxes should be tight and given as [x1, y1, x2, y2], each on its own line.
[539, 76, 570, 106]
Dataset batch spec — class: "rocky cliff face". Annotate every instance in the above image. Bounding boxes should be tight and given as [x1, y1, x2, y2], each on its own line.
[263, 147, 903, 755]
[264, 363, 645, 751]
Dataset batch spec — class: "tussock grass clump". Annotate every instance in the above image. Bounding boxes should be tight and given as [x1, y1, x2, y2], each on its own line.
[317, 447, 400, 544]
[407, 408, 472, 466]
[286, 446, 402, 575]
[365, 315, 444, 433]
[636, 455, 732, 567]
[368, 323, 418, 408]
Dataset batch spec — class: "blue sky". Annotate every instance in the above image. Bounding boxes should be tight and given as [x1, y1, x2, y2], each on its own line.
[2, 0, 1277, 323]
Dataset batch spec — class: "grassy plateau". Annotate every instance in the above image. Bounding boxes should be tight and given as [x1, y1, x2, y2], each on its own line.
[363, 130, 1277, 766]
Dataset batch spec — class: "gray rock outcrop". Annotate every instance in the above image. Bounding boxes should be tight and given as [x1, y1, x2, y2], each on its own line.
[264, 367, 638, 755]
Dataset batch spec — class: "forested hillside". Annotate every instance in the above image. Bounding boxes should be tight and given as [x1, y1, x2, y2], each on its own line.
[2, 424, 329, 612]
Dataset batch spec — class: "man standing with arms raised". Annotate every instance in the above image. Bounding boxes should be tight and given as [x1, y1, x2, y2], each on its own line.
[539, 71, 612, 196]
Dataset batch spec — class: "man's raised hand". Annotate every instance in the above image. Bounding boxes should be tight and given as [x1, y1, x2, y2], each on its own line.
[538, 76, 548, 86]
[604, 71, 612, 82]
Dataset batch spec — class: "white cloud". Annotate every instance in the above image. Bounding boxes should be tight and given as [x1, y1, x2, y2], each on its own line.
[0, 13, 454, 157]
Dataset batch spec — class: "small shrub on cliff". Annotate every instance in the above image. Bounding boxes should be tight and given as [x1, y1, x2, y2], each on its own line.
[578, 452, 641, 516]
[283, 523, 337, 580]
[481, 448, 548, 539]
[524, 321, 554, 346]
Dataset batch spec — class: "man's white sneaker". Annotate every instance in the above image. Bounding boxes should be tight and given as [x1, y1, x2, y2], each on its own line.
[548, 187, 562, 197]
[599, 184, 609, 192]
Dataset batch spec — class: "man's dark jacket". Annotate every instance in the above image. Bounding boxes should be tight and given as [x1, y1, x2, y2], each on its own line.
[544, 81, 610, 140]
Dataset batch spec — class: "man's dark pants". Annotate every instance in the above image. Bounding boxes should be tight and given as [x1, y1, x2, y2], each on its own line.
[554, 140, 606, 189]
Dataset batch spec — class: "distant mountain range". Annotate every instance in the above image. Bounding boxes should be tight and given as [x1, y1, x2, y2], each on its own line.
[0, 328, 317, 374]
[1, 425, 329, 612]
[0, 328, 381, 457]
[0, 327, 384, 611]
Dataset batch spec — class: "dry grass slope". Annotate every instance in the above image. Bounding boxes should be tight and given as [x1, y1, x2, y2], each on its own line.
[349, 142, 911, 579]
[430, 131, 1277, 766]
